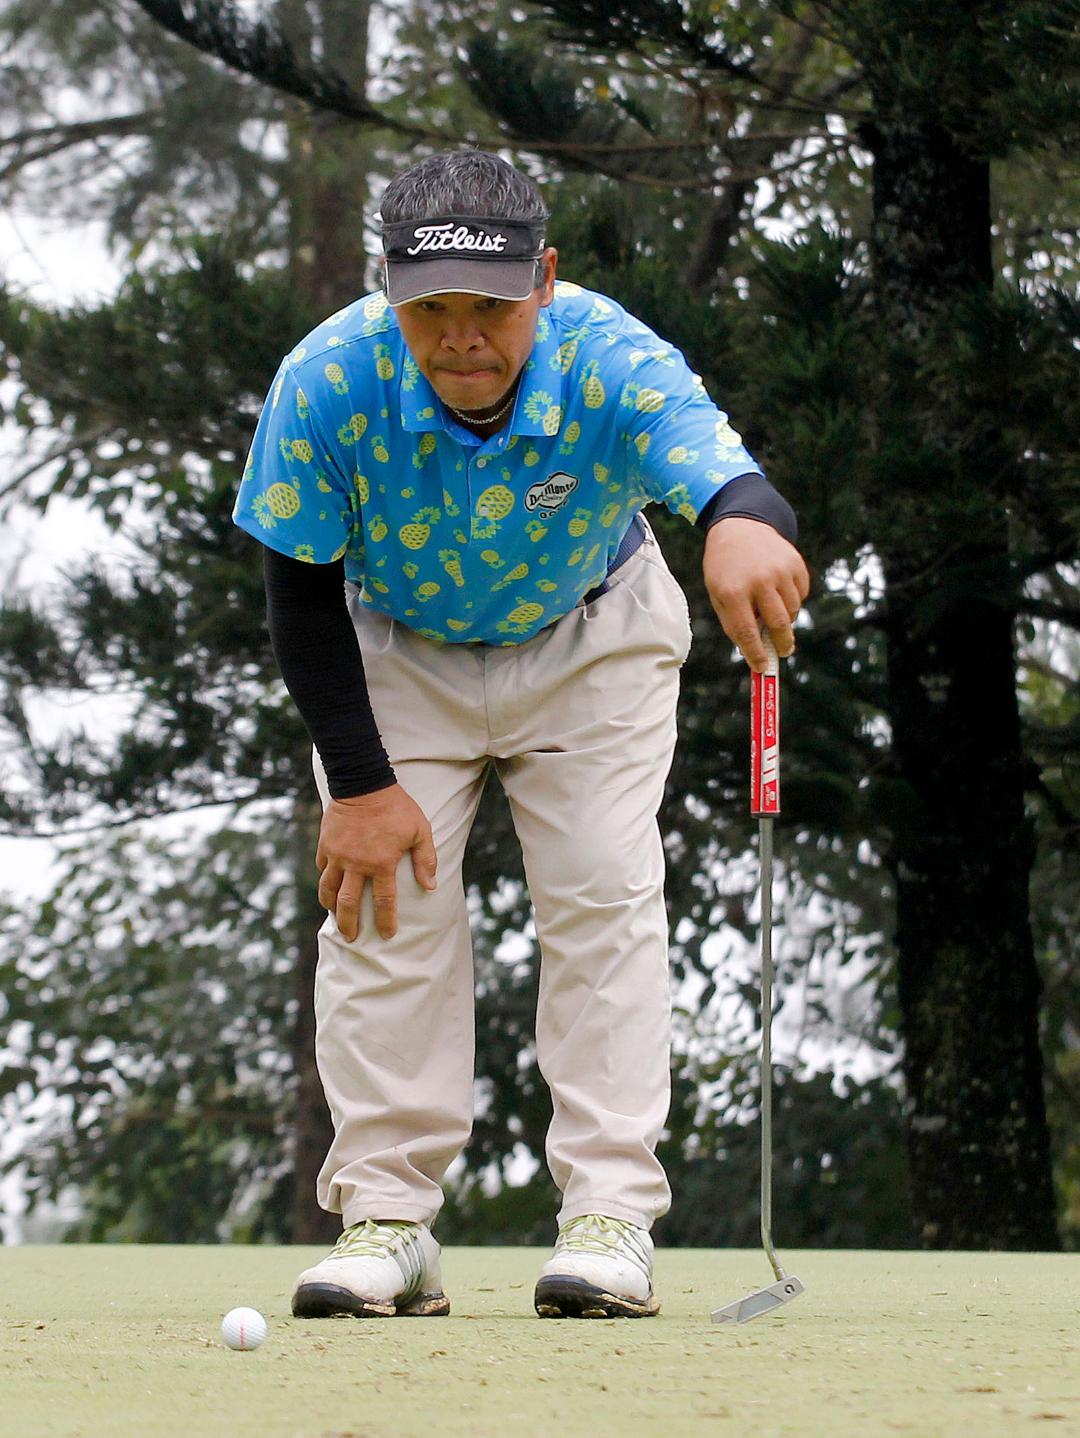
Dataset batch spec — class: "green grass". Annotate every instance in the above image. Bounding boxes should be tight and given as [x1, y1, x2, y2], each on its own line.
[2, 1246, 1078, 1437]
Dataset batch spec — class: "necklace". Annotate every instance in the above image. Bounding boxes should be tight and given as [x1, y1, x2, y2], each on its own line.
[445, 386, 517, 427]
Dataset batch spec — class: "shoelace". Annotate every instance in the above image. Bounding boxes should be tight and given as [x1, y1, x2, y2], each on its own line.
[556, 1215, 638, 1255]
[330, 1218, 416, 1259]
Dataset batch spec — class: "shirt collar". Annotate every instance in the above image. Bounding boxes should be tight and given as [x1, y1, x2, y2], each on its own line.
[397, 304, 564, 438]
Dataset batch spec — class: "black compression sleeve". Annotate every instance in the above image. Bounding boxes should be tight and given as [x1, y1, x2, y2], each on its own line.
[263, 546, 396, 798]
[695, 471, 798, 544]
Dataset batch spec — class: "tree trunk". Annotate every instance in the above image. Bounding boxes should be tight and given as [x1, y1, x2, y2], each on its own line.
[870, 110, 1059, 1249]
[280, 0, 376, 1242]
[284, 0, 376, 310]
[684, 19, 819, 296]
[290, 793, 339, 1244]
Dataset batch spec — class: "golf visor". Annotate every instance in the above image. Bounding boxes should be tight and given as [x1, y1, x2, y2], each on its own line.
[381, 216, 545, 304]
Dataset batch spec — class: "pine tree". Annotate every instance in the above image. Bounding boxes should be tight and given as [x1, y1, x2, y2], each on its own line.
[840, 0, 1076, 1249]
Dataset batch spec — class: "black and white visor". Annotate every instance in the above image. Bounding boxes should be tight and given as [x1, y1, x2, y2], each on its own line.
[381, 216, 546, 304]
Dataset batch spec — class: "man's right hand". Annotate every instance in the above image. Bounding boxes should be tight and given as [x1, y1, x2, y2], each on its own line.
[315, 784, 438, 942]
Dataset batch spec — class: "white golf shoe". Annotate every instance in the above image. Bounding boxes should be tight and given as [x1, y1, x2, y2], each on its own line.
[291, 1219, 450, 1318]
[534, 1214, 660, 1318]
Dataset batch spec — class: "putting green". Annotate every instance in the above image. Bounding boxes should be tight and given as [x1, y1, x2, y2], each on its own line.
[2, 1246, 1077, 1437]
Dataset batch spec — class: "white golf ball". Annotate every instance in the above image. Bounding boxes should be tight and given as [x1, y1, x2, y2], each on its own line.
[221, 1306, 268, 1351]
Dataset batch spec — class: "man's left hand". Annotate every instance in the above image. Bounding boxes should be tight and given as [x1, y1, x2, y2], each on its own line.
[703, 517, 810, 672]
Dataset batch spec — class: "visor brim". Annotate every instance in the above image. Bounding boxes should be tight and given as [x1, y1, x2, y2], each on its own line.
[385, 257, 537, 305]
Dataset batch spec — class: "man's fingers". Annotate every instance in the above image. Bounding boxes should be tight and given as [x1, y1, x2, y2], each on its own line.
[702, 517, 811, 669]
[320, 868, 402, 941]
[317, 861, 343, 913]
[412, 832, 438, 892]
[764, 620, 796, 659]
[757, 593, 797, 658]
[717, 579, 806, 668]
[334, 876, 365, 943]
[318, 862, 369, 944]
[719, 598, 770, 672]
[795, 554, 811, 601]
[775, 570, 806, 620]
[315, 785, 435, 942]
[371, 877, 398, 939]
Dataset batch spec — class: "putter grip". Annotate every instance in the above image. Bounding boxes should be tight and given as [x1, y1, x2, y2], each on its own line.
[751, 636, 780, 817]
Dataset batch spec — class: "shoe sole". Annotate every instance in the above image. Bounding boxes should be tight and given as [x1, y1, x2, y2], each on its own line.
[534, 1275, 660, 1319]
[291, 1282, 450, 1319]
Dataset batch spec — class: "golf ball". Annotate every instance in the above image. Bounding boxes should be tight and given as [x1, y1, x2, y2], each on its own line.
[221, 1306, 267, 1351]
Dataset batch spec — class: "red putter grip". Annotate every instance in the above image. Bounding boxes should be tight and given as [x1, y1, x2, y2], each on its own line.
[751, 640, 780, 817]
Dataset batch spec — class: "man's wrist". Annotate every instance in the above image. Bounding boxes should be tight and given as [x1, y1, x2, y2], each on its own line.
[705, 513, 775, 533]
[328, 772, 398, 803]
[695, 472, 797, 544]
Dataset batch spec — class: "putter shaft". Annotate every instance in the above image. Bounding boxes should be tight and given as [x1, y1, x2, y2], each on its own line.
[711, 639, 804, 1324]
[758, 813, 787, 1285]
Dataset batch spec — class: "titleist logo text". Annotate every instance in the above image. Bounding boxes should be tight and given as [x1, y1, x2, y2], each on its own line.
[406, 224, 509, 257]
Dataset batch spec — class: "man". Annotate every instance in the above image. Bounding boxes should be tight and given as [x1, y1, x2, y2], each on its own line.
[234, 149, 809, 1320]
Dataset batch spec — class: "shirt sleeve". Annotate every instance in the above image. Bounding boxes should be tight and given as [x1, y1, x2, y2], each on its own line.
[263, 547, 395, 798]
[619, 347, 764, 524]
[233, 361, 361, 567]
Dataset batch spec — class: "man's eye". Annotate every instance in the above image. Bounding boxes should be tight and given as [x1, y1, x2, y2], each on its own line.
[478, 298, 504, 311]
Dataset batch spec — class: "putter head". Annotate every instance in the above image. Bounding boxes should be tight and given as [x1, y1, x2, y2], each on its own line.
[711, 1274, 805, 1325]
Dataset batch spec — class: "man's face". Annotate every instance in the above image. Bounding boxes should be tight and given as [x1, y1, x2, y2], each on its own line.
[391, 249, 558, 413]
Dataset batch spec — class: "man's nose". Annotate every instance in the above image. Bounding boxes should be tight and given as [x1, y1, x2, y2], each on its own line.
[439, 318, 484, 352]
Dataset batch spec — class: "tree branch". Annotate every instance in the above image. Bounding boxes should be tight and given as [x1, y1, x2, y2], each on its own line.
[1020, 652, 1080, 689]
[1016, 597, 1080, 628]
[0, 429, 117, 510]
[128, 0, 841, 171]
[0, 113, 158, 185]
[684, 12, 832, 292]
[1016, 545, 1080, 584]
[1026, 775, 1080, 845]
[0, 789, 274, 841]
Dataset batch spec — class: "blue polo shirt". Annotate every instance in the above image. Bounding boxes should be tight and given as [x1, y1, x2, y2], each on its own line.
[233, 281, 762, 645]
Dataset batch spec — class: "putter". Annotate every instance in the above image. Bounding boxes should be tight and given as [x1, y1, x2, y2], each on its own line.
[711, 636, 805, 1325]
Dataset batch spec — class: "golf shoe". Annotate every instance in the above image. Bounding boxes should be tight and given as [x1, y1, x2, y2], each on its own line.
[534, 1214, 660, 1318]
[292, 1218, 450, 1317]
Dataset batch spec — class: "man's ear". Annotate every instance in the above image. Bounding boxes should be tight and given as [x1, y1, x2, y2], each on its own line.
[537, 247, 558, 306]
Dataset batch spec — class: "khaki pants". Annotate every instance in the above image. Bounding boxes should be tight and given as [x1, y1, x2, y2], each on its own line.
[311, 518, 693, 1232]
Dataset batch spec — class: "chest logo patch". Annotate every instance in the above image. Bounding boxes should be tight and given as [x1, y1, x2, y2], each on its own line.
[525, 471, 579, 518]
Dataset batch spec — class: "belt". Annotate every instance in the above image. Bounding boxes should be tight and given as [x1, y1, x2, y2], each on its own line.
[583, 512, 647, 604]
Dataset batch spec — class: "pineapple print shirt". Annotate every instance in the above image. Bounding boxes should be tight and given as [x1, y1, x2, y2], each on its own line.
[233, 281, 763, 646]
